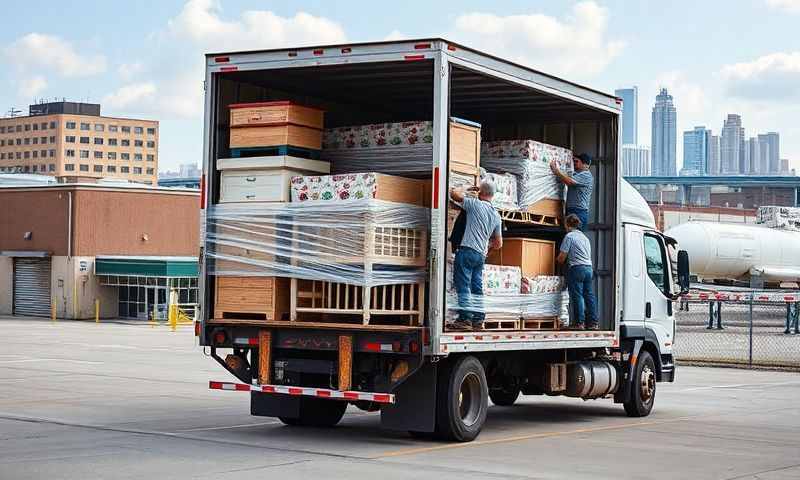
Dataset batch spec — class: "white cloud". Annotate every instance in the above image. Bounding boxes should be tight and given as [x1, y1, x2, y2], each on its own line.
[450, 2, 624, 78]
[167, 0, 347, 51]
[383, 30, 407, 41]
[102, 82, 157, 109]
[653, 71, 711, 117]
[720, 51, 800, 100]
[118, 62, 144, 81]
[18, 75, 48, 98]
[765, 0, 800, 13]
[7, 33, 106, 77]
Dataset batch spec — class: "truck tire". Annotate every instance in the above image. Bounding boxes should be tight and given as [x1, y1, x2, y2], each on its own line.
[436, 355, 488, 442]
[279, 397, 347, 427]
[624, 350, 656, 417]
[489, 384, 520, 406]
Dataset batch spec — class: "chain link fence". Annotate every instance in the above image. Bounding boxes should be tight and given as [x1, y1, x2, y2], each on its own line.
[675, 292, 800, 369]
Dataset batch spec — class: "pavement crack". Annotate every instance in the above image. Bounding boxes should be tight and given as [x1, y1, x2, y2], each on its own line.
[723, 462, 800, 480]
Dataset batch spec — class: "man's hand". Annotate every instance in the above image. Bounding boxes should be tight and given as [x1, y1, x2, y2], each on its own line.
[489, 234, 503, 251]
[551, 160, 577, 186]
[549, 160, 560, 175]
[556, 251, 567, 265]
[450, 186, 465, 203]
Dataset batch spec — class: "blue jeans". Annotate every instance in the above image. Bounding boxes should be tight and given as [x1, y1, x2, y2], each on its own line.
[454, 247, 485, 325]
[566, 207, 589, 232]
[567, 265, 598, 327]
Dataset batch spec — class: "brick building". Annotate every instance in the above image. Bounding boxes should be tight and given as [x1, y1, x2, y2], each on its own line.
[0, 182, 199, 319]
[0, 101, 159, 185]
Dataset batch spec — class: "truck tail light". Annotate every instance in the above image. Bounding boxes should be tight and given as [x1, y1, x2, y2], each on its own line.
[214, 330, 227, 345]
[214, 56, 230, 63]
[414, 42, 431, 49]
[409, 340, 419, 353]
[194, 321, 201, 337]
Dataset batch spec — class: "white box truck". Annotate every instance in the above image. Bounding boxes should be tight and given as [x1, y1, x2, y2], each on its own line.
[199, 39, 691, 441]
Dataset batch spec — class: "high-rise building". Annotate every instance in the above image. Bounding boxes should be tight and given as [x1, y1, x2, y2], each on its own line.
[0, 101, 159, 185]
[615, 87, 638, 145]
[765, 132, 780, 174]
[682, 126, 709, 175]
[621, 144, 650, 176]
[746, 137, 761, 174]
[708, 135, 721, 175]
[780, 158, 790, 175]
[651, 88, 677, 176]
[720, 114, 745, 174]
[757, 134, 772, 175]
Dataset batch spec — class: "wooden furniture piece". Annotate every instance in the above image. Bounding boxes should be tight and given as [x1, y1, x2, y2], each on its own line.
[291, 173, 429, 207]
[229, 101, 324, 129]
[449, 118, 481, 176]
[217, 155, 330, 204]
[290, 279, 424, 326]
[214, 276, 291, 321]
[486, 238, 556, 277]
[229, 123, 322, 150]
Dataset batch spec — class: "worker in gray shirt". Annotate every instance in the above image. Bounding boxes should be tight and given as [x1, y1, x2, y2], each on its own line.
[449, 181, 503, 331]
[550, 153, 594, 231]
[557, 214, 598, 330]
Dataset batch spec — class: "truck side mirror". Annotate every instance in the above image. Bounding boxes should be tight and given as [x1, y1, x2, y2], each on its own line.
[677, 250, 690, 295]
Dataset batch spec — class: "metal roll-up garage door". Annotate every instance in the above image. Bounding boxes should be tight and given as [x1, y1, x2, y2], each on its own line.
[13, 258, 51, 317]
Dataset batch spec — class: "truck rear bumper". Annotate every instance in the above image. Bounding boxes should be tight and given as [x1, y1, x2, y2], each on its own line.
[209, 381, 395, 404]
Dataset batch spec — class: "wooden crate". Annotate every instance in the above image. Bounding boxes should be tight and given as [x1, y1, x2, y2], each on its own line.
[486, 238, 556, 277]
[449, 118, 481, 175]
[370, 173, 428, 206]
[229, 101, 324, 129]
[214, 276, 290, 321]
[291, 279, 424, 326]
[217, 155, 329, 173]
[230, 123, 322, 150]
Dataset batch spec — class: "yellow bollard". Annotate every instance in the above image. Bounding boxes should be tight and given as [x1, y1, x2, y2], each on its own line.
[51, 299, 56, 322]
[95, 299, 100, 323]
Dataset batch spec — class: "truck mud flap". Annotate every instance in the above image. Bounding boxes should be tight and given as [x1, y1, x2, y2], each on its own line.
[381, 361, 438, 432]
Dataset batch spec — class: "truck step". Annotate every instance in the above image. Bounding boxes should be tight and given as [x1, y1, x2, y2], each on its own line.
[230, 145, 322, 159]
[521, 317, 560, 330]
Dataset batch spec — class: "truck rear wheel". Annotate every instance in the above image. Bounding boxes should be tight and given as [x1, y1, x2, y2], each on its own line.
[624, 350, 656, 417]
[436, 355, 488, 442]
[279, 397, 347, 427]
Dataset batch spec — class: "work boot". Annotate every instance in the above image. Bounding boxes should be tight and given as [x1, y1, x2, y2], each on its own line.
[572, 323, 585, 331]
[449, 320, 473, 331]
[586, 323, 600, 331]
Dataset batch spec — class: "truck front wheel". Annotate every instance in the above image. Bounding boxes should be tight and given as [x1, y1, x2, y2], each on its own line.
[623, 350, 656, 417]
[279, 397, 347, 427]
[437, 355, 488, 442]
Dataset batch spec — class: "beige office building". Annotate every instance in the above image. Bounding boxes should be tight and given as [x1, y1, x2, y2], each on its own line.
[0, 102, 158, 185]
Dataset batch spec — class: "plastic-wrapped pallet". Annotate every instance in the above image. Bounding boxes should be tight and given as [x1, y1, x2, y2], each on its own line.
[480, 168, 519, 210]
[756, 206, 800, 231]
[480, 140, 574, 210]
[521, 275, 564, 294]
[520, 275, 568, 322]
[323, 121, 433, 177]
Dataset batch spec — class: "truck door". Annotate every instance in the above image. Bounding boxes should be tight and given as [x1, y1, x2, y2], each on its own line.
[642, 233, 674, 351]
[622, 225, 645, 323]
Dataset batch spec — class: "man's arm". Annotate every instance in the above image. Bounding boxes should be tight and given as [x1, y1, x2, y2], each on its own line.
[556, 251, 568, 265]
[488, 220, 503, 251]
[449, 186, 465, 203]
[557, 234, 571, 265]
[550, 160, 577, 186]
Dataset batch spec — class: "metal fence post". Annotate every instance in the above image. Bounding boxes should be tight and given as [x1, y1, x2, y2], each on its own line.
[748, 293, 754, 368]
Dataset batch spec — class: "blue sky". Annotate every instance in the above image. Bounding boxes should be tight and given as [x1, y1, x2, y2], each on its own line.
[4, 0, 800, 173]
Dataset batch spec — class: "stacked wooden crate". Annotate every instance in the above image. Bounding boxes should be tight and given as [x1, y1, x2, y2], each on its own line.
[212, 101, 328, 322]
[448, 117, 481, 189]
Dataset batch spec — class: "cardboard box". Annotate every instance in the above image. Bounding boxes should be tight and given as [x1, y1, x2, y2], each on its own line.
[486, 238, 556, 277]
[291, 172, 427, 206]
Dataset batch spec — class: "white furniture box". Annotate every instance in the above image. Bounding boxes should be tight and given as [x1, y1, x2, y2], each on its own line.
[217, 155, 330, 203]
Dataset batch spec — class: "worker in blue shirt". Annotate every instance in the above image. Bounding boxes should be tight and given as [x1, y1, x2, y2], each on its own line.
[550, 153, 594, 232]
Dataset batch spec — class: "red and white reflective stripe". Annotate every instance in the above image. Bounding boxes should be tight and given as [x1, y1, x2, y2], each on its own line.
[233, 337, 259, 346]
[209, 381, 395, 404]
[682, 292, 799, 303]
[445, 331, 615, 343]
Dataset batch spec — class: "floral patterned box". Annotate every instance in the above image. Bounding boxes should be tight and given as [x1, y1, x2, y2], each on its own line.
[290, 172, 426, 206]
[323, 121, 433, 149]
[482, 265, 522, 296]
[480, 169, 518, 211]
[481, 140, 574, 210]
[521, 275, 565, 294]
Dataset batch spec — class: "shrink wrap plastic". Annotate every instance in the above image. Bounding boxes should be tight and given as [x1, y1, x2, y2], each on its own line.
[480, 168, 519, 210]
[445, 258, 567, 318]
[481, 140, 574, 210]
[323, 121, 433, 177]
[205, 199, 429, 286]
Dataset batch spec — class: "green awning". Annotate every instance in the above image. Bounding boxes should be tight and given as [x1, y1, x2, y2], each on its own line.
[95, 257, 198, 277]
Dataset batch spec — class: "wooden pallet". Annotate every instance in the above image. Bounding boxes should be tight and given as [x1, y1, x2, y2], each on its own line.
[230, 145, 321, 159]
[498, 209, 560, 227]
[481, 319, 520, 331]
[521, 317, 560, 330]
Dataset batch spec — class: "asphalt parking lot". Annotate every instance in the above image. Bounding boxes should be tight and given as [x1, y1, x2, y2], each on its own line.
[1, 316, 799, 480]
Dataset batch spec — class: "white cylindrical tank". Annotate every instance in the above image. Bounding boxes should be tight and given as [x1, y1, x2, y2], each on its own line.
[666, 222, 800, 281]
